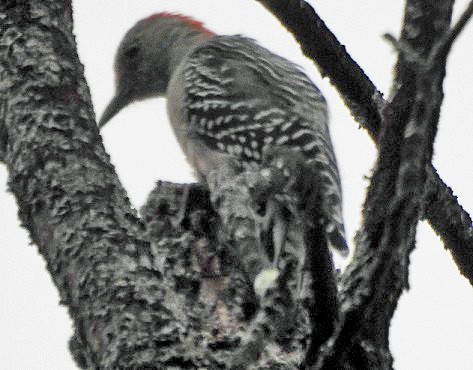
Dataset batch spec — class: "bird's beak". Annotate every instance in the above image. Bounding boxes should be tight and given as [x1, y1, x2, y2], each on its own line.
[98, 91, 130, 129]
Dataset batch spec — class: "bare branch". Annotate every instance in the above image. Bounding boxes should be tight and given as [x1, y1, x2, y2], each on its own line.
[314, 1, 457, 368]
[424, 169, 473, 281]
[0, 2, 184, 368]
[431, 0, 473, 62]
[257, 0, 473, 286]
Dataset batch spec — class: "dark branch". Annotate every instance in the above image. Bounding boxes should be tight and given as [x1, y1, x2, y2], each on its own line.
[256, 0, 473, 285]
[314, 1, 456, 368]
[433, 0, 473, 61]
[0, 2, 184, 368]
[424, 168, 473, 280]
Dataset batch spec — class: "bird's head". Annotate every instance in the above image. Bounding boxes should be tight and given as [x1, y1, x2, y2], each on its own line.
[99, 12, 215, 128]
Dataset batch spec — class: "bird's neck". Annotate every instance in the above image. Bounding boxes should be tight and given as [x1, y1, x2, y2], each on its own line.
[168, 32, 212, 77]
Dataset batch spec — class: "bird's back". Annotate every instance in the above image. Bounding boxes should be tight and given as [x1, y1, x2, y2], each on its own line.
[175, 35, 347, 255]
[182, 35, 331, 164]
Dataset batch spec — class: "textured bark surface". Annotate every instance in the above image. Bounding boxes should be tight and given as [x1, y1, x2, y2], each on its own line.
[1, 0, 473, 369]
[313, 2, 456, 368]
[141, 180, 317, 369]
[0, 2, 181, 368]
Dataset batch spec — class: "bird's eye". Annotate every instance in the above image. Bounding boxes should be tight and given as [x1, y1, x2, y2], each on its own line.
[124, 46, 139, 60]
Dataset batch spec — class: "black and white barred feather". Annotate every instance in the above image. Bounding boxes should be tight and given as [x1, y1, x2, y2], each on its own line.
[182, 35, 347, 255]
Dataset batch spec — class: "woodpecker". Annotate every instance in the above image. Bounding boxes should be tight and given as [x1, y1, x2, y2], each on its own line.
[99, 12, 348, 258]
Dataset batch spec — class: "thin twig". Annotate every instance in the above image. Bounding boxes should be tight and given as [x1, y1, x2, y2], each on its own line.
[429, 0, 473, 64]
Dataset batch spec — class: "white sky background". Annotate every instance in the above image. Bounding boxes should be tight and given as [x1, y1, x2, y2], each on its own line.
[0, 1, 472, 368]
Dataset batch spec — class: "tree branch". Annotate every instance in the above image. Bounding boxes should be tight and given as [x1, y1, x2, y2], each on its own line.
[314, 1, 456, 368]
[0, 2, 187, 368]
[433, 0, 473, 61]
[256, 0, 473, 285]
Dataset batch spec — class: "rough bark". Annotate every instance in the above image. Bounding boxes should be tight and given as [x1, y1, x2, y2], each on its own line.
[0, 1, 188, 368]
